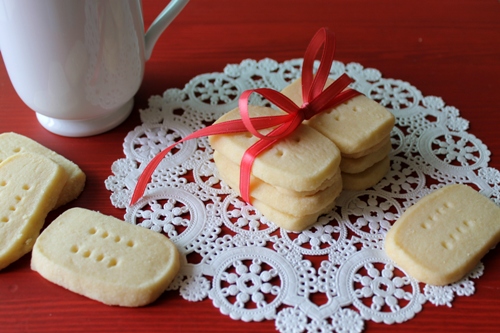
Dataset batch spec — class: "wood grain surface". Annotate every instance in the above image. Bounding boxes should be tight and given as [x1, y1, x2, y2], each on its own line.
[1, 1, 499, 332]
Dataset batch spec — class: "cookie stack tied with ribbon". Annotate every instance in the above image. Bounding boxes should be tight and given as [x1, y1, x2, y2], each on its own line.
[209, 105, 343, 231]
[129, 28, 394, 232]
[281, 78, 394, 190]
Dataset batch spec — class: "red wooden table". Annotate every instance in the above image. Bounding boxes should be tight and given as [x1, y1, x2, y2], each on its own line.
[1, 0, 500, 332]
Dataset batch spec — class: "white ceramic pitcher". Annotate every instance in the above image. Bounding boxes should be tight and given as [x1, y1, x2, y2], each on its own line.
[0, 0, 189, 136]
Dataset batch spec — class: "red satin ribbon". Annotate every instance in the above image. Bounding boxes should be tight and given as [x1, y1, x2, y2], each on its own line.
[130, 27, 360, 206]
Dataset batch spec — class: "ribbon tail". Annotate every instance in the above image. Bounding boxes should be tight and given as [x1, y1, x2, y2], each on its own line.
[239, 138, 278, 203]
[129, 115, 293, 206]
[238, 114, 303, 202]
[130, 145, 173, 206]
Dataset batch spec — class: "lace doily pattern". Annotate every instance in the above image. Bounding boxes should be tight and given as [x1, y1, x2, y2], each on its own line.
[105, 58, 497, 332]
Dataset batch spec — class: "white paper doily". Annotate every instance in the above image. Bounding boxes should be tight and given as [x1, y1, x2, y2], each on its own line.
[105, 58, 500, 332]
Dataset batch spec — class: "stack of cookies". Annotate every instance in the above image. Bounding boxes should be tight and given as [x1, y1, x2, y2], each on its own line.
[0, 132, 86, 208]
[281, 78, 395, 190]
[209, 105, 343, 231]
[0, 132, 86, 271]
[209, 79, 395, 231]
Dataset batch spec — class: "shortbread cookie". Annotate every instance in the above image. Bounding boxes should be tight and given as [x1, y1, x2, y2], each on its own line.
[209, 106, 341, 192]
[281, 78, 395, 156]
[31, 208, 180, 307]
[0, 132, 86, 208]
[385, 184, 500, 286]
[340, 139, 392, 174]
[342, 156, 390, 190]
[339, 135, 391, 160]
[273, 170, 338, 197]
[0, 153, 68, 270]
[214, 151, 342, 216]
[250, 195, 338, 232]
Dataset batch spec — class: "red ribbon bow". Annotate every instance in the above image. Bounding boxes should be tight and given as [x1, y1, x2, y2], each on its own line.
[130, 27, 360, 206]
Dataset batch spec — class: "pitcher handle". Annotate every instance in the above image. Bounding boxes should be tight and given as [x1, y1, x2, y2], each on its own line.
[144, 0, 190, 61]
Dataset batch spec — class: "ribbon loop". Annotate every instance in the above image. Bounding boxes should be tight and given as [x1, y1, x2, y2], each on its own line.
[130, 27, 361, 206]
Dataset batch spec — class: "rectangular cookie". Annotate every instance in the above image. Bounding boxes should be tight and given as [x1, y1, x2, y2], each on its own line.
[342, 156, 390, 191]
[31, 208, 180, 307]
[384, 184, 500, 285]
[209, 105, 341, 192]
[213, 151, 342, 217]
[0, 153, 68, 270]
[339, 134, 391, 159]
[273, 171, 340, 197]
[281, 78, 395, 156]
[250, 195, 338, 232]
[340, 138, 392, 174]
[0, 132, 86, 208]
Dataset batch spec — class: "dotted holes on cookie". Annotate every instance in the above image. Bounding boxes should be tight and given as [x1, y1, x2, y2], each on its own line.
[0, 180, 7, 187]
[440, 219, 473, 250]
[1, 200, 19, 223]
[420, 221, 431, 229]
[437, 201, 453, 214]
[89, 227, 135, 247]
[70, 245, 118, 268]
[443, 202, 454, 209]
[456, 220, 474, 234]
[88, 226, 135, 248]
[12, 147, 22, 153]
[441, 241, 453, 250]
[462, 220, 474, 228]
[107, 258, 118, 268]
